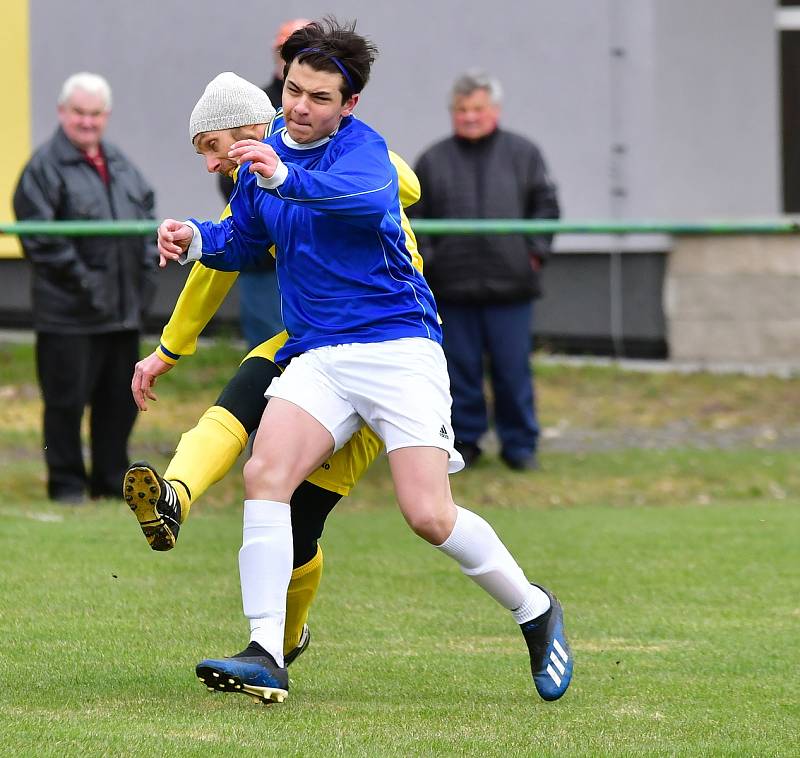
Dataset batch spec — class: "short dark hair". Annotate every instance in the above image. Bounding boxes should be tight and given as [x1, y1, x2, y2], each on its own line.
[280, 16, 378, 100]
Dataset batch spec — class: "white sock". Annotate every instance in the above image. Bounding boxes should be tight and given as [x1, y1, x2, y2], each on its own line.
[436, 505, 550, 623]
[511, 585, 551, 625]
[239, 499, 293, 667]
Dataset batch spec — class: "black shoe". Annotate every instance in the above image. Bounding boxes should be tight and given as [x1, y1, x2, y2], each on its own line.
[501, 451, 539, 472]
[455, 440, 482, 468]
[284, 624, 311, 666]
[123, 461, 182, 551]
[196, 642, 289, 704]
[521, 585, 573, 701]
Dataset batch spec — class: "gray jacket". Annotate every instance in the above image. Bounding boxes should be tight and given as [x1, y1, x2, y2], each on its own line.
[13, 127, 158, 333]
[412, 128, 559, 303]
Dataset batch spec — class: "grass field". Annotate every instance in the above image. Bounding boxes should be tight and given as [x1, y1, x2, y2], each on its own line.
[1, 339, 798, 757]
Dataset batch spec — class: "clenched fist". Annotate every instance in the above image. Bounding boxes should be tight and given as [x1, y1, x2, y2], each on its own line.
[228, 140, 282, 181]
[157, 219, 194, 267]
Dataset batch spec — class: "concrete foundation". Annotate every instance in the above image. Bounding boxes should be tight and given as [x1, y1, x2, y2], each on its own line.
[665, 235, 800, 363]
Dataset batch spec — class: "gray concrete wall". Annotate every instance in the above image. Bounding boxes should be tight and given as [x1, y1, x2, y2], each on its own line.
[26, 0, 781, 229]
[648, 0, 780, 218]
[665, 235, 800, 363]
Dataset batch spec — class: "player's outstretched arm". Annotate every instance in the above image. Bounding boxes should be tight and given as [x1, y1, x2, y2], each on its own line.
[187, 195, 273, 273]
[157, 264, 239, 363]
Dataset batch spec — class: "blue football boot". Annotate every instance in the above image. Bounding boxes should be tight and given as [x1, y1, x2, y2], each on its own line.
[520, 585, 573, 701]
[196, 642, 289, 704]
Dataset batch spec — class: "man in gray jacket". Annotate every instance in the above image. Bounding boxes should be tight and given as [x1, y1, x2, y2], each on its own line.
[412, 70, 560, 471]
[13, 72, 158, 502]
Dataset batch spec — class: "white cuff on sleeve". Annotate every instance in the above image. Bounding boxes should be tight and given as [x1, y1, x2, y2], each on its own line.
[181, 220, 203, 265]
[255, 160, 289, 189]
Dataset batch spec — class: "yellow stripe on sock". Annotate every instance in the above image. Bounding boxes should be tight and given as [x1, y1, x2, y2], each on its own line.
[284, 545, 323, 654]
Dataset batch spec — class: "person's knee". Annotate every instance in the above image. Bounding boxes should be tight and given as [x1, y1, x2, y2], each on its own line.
[243, 454, 297, 501]
[402, 504, 455, 545]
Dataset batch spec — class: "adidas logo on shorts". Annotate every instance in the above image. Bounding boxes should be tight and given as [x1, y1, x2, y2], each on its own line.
[439, 425, 449, 440]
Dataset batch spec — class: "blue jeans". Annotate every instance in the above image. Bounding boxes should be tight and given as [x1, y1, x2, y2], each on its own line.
[238, 269, 284, 349]
[439, 300, 538, 461]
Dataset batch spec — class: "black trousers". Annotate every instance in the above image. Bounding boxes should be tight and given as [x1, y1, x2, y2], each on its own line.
[35, 331, 139, 500]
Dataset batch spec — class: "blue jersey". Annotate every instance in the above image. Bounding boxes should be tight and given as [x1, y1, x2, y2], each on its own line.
[191, 115, 440, 364]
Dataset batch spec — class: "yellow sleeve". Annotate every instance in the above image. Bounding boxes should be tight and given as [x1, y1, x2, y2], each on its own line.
[399, 207, 423, 276]
[389, 150, 421, 209]
[157, 264, 239, 362]
[388, 151, 424, 276]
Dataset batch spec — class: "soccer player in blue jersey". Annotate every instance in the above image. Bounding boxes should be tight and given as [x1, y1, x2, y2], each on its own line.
[157, 17, 573, 705]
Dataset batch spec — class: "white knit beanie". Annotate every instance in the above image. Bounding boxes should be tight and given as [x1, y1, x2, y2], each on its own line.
[189, 72, 276, 144]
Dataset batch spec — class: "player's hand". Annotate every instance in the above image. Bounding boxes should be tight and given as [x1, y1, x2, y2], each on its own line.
[228, 140, 280, 180]
[131, 351, 174, 411]
[157, 219, 193, 268]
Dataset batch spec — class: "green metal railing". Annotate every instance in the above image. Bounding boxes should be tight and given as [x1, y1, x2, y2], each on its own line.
[0, 218, 799, 237]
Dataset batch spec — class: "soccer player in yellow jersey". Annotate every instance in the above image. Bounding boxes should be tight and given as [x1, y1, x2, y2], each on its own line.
[123, 72, 424, 666]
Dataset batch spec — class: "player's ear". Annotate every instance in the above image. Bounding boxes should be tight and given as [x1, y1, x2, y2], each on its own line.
[341, 93, 359, 117]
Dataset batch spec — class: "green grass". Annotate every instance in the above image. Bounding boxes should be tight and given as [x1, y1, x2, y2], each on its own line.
[0, 498, 797, 757]
[1, 339, 799, 756]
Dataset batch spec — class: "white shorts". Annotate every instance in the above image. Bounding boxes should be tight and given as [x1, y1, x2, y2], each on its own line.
[265, 337, 465, 474]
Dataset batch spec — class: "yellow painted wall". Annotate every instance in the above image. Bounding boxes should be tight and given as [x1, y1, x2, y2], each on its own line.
[0, 1, 29, 258]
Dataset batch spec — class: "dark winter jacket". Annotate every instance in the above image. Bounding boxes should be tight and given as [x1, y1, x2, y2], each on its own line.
[411, 128, 559, 303]
[13, 127, 158, 334]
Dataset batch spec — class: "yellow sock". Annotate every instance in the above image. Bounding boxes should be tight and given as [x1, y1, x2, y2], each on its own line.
[163, 405, 249, 521]
[284, 545, 324, 654]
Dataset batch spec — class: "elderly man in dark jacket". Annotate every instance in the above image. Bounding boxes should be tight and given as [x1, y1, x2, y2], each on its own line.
[412, 70, 559, 471]
[13, 72, 158, 502]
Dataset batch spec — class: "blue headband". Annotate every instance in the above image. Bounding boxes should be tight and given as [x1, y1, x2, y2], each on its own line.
[298, 47, 357, 93]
